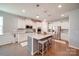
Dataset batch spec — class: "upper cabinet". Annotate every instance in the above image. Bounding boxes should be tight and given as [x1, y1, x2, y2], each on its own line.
[61, 21, 69, 29]
[17, 18, 42, 29]
[52, 19, 69, 30]
[17, 18, 26, 29]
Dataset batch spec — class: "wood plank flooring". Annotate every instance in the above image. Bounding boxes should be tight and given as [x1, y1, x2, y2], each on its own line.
[0, 40, 79, 56]
[46, 40, 79, 56]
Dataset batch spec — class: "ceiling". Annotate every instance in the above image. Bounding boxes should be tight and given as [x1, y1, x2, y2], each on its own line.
[0, 3, 79, 22]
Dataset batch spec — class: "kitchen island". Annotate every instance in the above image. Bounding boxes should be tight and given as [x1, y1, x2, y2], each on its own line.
[26, 33, 53, 55]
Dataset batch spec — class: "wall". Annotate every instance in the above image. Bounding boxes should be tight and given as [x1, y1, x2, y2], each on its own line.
[0, 11, 19, 45]
[69, 9, 79, 49]
[50, 18, 69, 41]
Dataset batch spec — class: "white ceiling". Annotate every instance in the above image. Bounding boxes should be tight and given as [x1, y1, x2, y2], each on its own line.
[0, 3, 79, 22]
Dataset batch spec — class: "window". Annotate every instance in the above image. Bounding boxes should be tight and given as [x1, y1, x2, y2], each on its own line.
[0, 16, 3, 35]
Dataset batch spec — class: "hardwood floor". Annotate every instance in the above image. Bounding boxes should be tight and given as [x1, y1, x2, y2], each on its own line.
[46, 40, 79, 56]
[0, 40, 79, 56]
[0, 43, 31, 56]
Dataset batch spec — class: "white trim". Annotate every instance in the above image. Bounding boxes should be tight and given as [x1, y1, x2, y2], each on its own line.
[0, 42, 12, 46]
[54, 40, 66, 44]
[69, 44, 79, 50]
[31, 37, 33, 56]
[20, 42, 28, 47]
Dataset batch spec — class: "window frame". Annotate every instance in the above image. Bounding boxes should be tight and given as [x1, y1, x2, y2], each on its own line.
[0, 16, 3, 35]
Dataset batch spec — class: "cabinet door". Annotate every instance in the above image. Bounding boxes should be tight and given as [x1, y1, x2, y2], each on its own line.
[17, 18, 25, 28]
[33, 38, 38, 53]
[27, 36, 32, 53]
[17, 33, 26, 43]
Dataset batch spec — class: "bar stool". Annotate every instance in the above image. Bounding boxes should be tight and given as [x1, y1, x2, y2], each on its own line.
[48, 37, 52, 48]
[38, 39, 48, 56]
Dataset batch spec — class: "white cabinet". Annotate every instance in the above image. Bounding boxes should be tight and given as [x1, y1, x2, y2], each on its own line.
[17, 18, 26, 28]
[17, 30, 27, 43]
[17, 33, 27, 43]
[61, 21, 69, 29]
[41, 20, 48, 32]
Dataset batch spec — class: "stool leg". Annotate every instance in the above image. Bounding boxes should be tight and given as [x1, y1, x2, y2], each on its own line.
[45, 42, 48, 55]
[42, 44, 44, 56]
[50, 39, 52, 48]
[38, 43, 40, 55]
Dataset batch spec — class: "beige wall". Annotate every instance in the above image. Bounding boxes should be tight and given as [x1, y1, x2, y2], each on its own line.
[69, 9, 79, 49]
[0, 11, 20, 45]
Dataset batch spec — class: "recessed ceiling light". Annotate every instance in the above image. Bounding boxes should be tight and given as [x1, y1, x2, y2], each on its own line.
[36, 15, 39, 18]
[58, 5, 62, 8]
[36, 4, 40, 7]
[61, 14, 64, 17]
[22, 9, 26, 13]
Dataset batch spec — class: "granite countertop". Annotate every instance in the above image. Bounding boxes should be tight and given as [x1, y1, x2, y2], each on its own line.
[27, 33, 53, 40]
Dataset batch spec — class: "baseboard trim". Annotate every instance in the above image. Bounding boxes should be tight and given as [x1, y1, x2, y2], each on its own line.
[0, 41, 17, 47]
[0, 42, 13, 47]
[69, 44, 79, 50]
[54, 40, 67, 44]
